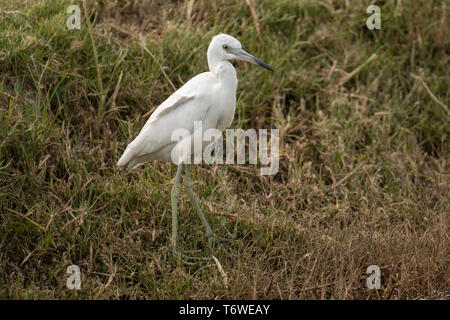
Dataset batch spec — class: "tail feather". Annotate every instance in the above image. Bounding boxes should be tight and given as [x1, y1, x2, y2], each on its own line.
[117, 138, 142, 168]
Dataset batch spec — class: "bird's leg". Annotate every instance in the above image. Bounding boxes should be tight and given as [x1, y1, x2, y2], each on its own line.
[183, 164, 214, 250]
[171, 163, 184, 258]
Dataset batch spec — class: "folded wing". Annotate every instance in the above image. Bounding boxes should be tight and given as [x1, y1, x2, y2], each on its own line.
[117, 72, 216, 168]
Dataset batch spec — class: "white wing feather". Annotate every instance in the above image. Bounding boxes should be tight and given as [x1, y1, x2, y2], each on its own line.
[117, 72, 217, 168]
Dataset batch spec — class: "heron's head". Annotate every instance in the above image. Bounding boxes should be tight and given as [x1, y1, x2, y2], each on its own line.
[208, 33, 274, 72]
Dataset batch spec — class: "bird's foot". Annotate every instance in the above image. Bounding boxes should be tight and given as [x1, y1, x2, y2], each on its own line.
[172, 247, 182, 260]
[206, 230, 215, 251]
[172, 244, 196, 265]
[172, 247, 214, 264]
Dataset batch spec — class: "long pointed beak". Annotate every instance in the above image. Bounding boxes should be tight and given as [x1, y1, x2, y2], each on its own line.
[233, 48, 274, 72]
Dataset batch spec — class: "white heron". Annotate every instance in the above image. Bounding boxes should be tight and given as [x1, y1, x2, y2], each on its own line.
[117, 33, 273, 257]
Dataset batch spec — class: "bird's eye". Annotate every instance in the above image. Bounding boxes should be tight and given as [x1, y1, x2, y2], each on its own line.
[223, 45, 229, 51]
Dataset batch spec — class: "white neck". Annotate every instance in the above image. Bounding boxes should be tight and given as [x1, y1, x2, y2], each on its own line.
[211, 61, 237, 87]
[207, 48, 221, 72]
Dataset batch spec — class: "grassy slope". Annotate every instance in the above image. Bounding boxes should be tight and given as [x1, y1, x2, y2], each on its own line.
[0, 0, 448, 299]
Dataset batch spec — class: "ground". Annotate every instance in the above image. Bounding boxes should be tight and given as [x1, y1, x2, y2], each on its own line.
[0, 0, 448, 299]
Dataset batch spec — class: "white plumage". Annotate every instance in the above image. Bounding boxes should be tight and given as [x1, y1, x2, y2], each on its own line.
[117, 33, 273, 257]
[117, 33, 272, 169]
